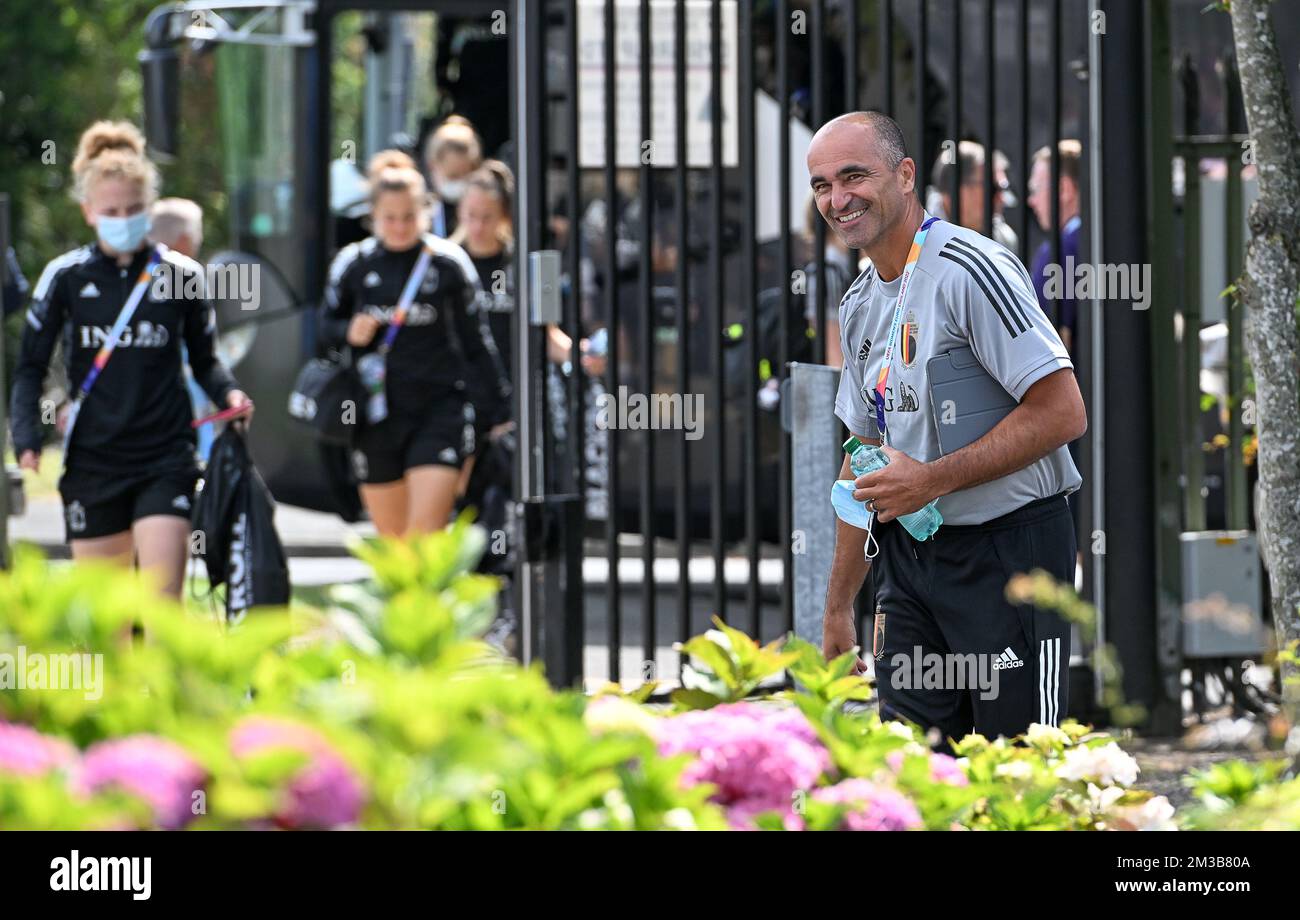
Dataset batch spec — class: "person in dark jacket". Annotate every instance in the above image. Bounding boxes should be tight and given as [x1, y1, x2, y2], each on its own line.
[10, 121, 251, 598]
[319, 158, 508, 536]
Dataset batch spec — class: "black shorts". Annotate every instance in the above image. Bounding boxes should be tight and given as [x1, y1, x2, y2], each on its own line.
[351, 402, 476, 485]
[58, 465, 199, 542]
[869, 494, 1076, 748]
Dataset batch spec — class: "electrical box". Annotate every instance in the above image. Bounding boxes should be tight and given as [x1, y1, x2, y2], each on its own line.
[528, 250, 561, 326]
[1180, 530, 1265, 658]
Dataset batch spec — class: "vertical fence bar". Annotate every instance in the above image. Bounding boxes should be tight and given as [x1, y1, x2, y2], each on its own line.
[0, 195, 9, 569]
[604, 0, 621, 682]
[674, 0, 692, 673]
[512, 0, 544, 665]
[812, 0, 827, 363]
[1018, 0, 1030, 252]
[740, 0, 761, 637]
[984, 0, 995, 240]
[1145, 0, 1186, 730]
[916, 0, 927, 199]
[950, 1, 962, 225]
[1050, 0, 1061, 271]
[1224, 60, 1248, 532]
[777, 0, 794, 633]
[845, 0, 858, 113]
[1181, 153, 1205, 530]
[561, 0, 587, 689]
[638, 0, 657, 674]
[1225, 153, 1247, 530]
[880, 0, 891, 116]
[567, 0, 587, 531]
[710, 0, 727, 624]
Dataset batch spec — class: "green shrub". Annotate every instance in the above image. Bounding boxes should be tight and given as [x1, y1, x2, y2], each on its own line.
[0, 521, 1293, 831]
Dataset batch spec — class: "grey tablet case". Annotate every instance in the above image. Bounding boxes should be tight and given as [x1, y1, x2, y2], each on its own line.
[927, 346, 1017, 455]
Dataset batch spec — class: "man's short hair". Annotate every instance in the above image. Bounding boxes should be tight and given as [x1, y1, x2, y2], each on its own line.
[1032, 139, 1082, 185]
[824, 111, 909, 170]
[150, 197, 203, 250]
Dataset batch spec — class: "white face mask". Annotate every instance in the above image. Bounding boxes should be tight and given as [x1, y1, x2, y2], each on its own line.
[96, 211, 151, 253]
[437, 179, 467, 203]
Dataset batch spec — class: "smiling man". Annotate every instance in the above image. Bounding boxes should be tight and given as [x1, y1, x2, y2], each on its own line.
[812, 112, 1086, 745]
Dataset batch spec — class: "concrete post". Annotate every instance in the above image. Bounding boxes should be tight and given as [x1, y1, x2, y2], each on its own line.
[785, 362, 842, 647]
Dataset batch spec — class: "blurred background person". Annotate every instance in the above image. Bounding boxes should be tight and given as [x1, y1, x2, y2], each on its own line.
[319, 161, 507, 537]
[1027, 138, 1084, 549]
[423, 115, 483, 239]
[150, 196, 216, 460]
[1028, 139, 1083, 357]
[927, 140, 1019, 254]
[802, 193, 853, 369]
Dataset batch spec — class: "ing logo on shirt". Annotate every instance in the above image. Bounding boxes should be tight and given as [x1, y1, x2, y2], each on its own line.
[860, 380, 920, 414]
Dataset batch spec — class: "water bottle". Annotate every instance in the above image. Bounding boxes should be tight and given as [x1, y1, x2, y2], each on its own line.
[357, 352, 388, 424]
[842, 436, 942, 542]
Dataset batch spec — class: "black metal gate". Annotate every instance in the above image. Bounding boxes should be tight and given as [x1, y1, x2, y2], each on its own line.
[510, 0, 1099, 692]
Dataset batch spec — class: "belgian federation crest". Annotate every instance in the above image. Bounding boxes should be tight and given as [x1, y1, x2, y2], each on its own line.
[901, 310, 919, 368]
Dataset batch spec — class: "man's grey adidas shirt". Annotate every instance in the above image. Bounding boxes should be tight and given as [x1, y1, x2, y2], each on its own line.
[834, 216, 1082, 525]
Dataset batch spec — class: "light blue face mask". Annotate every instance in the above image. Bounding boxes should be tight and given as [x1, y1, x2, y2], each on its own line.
[831, 479, 880, 559]
[96, 211, 151, 253]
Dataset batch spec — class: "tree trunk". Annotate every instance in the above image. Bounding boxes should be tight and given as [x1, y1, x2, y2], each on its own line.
[1227, 0, 1300, 715]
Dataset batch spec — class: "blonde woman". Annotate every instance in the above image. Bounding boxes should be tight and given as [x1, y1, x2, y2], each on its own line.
[423, 116, 483, 238]
[320, 159, 508, 536]
[10, 121, 251, 597]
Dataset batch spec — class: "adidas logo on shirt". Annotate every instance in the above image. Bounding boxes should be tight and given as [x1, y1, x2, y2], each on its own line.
[363, 271, 382, 288]
[171, 495, 191, 511]
[438, 447, 459, 464]
[993, 646, 1025, 670]
[79, 282, 101, 298]
[857, 335, 872, 363]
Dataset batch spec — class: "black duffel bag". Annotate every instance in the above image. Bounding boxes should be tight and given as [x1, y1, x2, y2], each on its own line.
[287, 349, 363, 445]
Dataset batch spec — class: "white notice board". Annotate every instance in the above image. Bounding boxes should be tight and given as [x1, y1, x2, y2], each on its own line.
[577, 0, 739, 169]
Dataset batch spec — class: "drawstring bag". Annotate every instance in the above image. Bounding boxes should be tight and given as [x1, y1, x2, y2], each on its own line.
[192, 427, 291, 621]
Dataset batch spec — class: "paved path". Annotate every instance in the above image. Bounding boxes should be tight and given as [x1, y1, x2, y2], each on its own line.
[9, 495, 376, 558]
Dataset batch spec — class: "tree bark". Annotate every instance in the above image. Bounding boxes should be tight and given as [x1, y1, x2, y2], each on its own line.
[1227, 0, 1300, 714]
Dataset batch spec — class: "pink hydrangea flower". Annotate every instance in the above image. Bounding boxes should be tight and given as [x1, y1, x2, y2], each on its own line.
[75, 735, 206, 830]
[655, 703, 831, 830]
[0, 721, 77, 777]
[814, 778, 923, 831]
[886, 748, 970, 787]
[230, 717, 365, 829]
